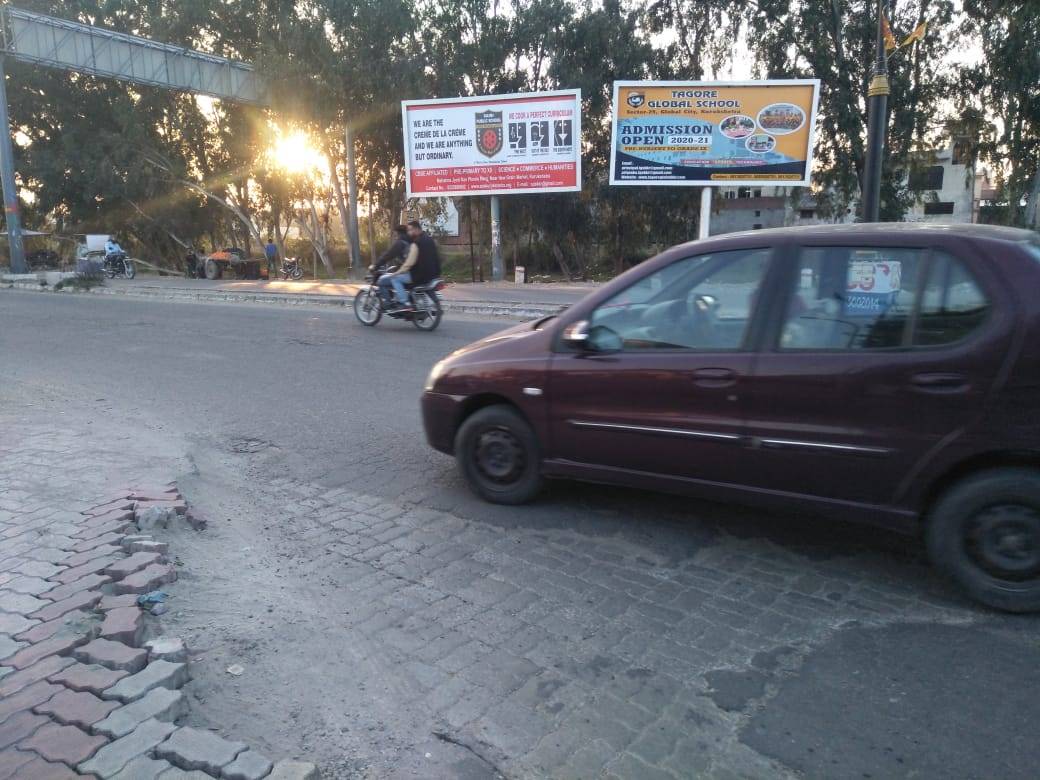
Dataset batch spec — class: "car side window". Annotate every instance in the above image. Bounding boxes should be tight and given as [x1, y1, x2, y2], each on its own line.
[913, 252, 990, 346]
[780, 247, 924, 350]
[589, 249, 771, 351]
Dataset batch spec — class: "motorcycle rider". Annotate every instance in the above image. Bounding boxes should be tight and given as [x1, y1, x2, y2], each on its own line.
[380, 220, 441, 311]
[373, 225, 409, 304]
[104, 236, 125, 274]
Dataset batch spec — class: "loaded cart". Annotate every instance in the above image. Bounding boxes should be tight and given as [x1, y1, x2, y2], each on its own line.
[200, 247, 266, 280]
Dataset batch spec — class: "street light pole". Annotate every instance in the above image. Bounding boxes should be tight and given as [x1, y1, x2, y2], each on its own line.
[861, 0, 890, 223]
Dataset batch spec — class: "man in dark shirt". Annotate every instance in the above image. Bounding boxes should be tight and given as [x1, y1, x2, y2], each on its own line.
[374, 225, 410, 304]
[264, 237, 278, 279]
[381, 221, 441, 311]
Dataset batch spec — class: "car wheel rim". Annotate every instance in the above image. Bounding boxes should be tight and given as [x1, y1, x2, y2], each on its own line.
[474, 428, 525, 485]
[968, 504, 1040, 581]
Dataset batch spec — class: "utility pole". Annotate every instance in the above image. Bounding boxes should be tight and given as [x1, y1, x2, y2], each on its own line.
[698, 187, 712, 239]
[0, 57, 27, 273]
[861, 0, 890, 222]
[344, 125, 362, 275]
[490, 195, 503, 281]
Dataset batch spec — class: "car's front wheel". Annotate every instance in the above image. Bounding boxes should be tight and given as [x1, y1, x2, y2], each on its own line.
[455, 405, 543, 505]
[927, 467, 1040, 612]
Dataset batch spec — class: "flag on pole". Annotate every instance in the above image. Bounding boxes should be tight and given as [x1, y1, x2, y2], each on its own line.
[882, 14, 899, 52]
[902, 21, 928, 47]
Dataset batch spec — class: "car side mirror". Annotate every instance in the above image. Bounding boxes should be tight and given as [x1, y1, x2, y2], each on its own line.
[562, 319, 590, 347]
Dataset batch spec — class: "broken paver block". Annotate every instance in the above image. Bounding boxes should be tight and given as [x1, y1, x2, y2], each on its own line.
[75, 638, 148, 673]
[154, 726, 247, 774]
[183, 509, 207, 531]
[110, 754, 174, 780]
[33, 687, 119, 729]
[49, 662, 128, 695]
[145, 637, 187, 664]
[78, 717, 177, 777]
[120, 534, 153, 549]
[106, 552, 163, 581]
[221, 749, 273, 780]
[130, 485, 181, 501]
[102, 660, 189, 703]
[112, 563, 178, 596]
[136, 506, 176, 531]
[135, 498, 187, 516]
[129, 540, 170, 555]
[100, 606, 145, 646]
[93, 687, 185, 738]
[267, 759, 320, 780]
[99, 593, 140, 611]
[17, 721, 108, 766]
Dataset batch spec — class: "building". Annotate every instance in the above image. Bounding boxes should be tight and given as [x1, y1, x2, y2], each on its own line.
[903, 143, 990, 224]
[710, 185, 853, 235]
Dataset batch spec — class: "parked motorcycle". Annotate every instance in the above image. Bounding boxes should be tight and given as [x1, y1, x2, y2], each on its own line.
[353, 265, 445, 331]
[280, 258, 304, 280]
[103, 251, 136, 279]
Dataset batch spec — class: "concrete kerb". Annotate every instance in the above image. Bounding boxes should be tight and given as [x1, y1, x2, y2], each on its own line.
[1, 279, 568, 321]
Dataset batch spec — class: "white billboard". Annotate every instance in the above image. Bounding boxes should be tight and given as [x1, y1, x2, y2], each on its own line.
[402, 90, 582, 198]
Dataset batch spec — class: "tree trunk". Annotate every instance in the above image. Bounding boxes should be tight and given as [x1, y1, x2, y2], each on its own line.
[328, 151, 352, 265]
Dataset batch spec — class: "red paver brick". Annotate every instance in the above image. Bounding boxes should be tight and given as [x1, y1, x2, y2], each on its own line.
[38, 575, 111, 604]
[61, 548, 118, 571]
[74, 639, 147, 674]
[0, 656, 74, 698]
[14, 610, 99, 645]
[18, 721, 108, 766]
[52, 555, 121, 585]
[48, 663, 128, 696]
[8, 755, 82, 779]
[0, 710, 48, 749]
[82, 497, 133, 517]
[0, 680, 61, 725]
[0, 746, 33, 778]
[1, 632, 87, 671]
[111, 563, 177, 596]
[105, 553, 161, 582]
[34, 688, 119, 730]
[30, 590, 102, 623]
[97, 594, 138, 611]
[99, 608, 144, 647]
[81, 508, 134, 527]
[72, 520, 130, 542]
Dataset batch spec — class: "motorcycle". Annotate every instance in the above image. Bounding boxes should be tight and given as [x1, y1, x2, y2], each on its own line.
[280, 257, 304, 280]
[103, 251, 136, 279]
[353, 265, 445, 332]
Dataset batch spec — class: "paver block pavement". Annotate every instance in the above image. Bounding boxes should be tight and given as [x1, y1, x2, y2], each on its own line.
[128, 540, 169, 555]
[110, 754, 174, 780]
[98, 594, 139, 611]
[72, 533, 122, 554]
[78, 718, 177, 777]
[12, 561, 65, 580]
[0, 655, 74, 697]
[0, 709, 49, 749]
[1, 631, 88, 670]
[221, 749, 273, 780]
[75, 638, 148, 673]
[0, 746, 34, 778]
[8, 754, 82, 779]
[155, 726, 247, 774]
[49, 662, 128, 695]
[0, 590, 51, 615]
[44, 574, 112, 603]
[16, 609, 101, 644]
[112, 563, 177, 595]
[3, 575, 56, 596]
[145, 638, 187, 664]
[0, 612, 38, 636]
[102, 660, 189, 703]
[99, 606, 145, 646]
[105, 552, 163, 581]
[17, 721, 108, 766]
[0, 680, 61, 725]
[52, 554, 122, 584]
[34, 688, 120, 729]
[30, 589, 102, 622]
[0, 636, 26, 662]
[267, 759, 320, 779]
[93, 687, 185, 738]
[158, 768, 214, 779]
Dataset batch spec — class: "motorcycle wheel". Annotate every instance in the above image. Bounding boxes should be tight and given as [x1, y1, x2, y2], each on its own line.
[412, 293, 443, 332]
[105, 265, 116, 279]
[353, 288, 382, 326]
[123, 259, 136, 279]
[291, 266, 304, 280]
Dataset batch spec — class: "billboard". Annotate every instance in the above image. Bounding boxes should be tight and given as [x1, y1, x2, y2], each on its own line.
[402, 90, 581, 198]
[609, 80, 820, 187]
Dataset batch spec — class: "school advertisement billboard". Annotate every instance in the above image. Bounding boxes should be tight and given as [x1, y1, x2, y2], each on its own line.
[609, 80, 820, 187]
[402, 90, 582, 198]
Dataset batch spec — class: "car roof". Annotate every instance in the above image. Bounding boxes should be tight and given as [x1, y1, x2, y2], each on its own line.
[685, 222, 1036, 249]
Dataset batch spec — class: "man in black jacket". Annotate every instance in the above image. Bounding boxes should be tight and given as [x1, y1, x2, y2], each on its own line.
[374, 225, 410, 304]
[382, 220, 441, 311]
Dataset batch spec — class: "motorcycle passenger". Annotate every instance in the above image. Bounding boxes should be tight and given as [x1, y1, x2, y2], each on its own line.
[381, 220, 441, 311]
[374, 225, 410, 304]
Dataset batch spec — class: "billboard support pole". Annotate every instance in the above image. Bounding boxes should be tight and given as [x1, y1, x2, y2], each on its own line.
[0, 56, 26, 274]
[490, 195, 503, 281]
[698, 187, 712, 239]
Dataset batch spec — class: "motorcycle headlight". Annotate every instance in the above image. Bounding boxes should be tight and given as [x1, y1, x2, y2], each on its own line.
[425, 359, 448, 392]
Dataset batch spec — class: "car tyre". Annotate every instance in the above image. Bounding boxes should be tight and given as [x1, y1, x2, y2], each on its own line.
[927, 467, 1040, 613]
[456, 405, 543, 505]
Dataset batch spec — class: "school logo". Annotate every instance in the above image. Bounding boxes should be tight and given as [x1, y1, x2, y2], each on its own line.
[626, 91, 645, 108]
[475, 110, 503, 158]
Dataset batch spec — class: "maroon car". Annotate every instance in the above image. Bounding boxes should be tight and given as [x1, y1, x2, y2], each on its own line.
[422, 224, 1040, 611]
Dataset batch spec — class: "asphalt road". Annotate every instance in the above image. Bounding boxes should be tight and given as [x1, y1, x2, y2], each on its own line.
[2, 290, 1037, 779]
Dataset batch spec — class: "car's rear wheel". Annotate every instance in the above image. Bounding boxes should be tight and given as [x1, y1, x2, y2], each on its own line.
[455, 405, 543, 505]
[927, 467, 1040, 612]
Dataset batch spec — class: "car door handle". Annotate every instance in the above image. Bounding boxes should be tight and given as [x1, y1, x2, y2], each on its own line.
[692, 368, 738, 388]
[910, 372, 969, 393]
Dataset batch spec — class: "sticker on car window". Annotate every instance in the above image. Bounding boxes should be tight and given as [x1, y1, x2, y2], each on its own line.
[845, 260, 902, 315]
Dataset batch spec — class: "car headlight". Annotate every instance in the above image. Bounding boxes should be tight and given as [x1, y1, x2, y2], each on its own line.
[425, 359, 448, 392]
